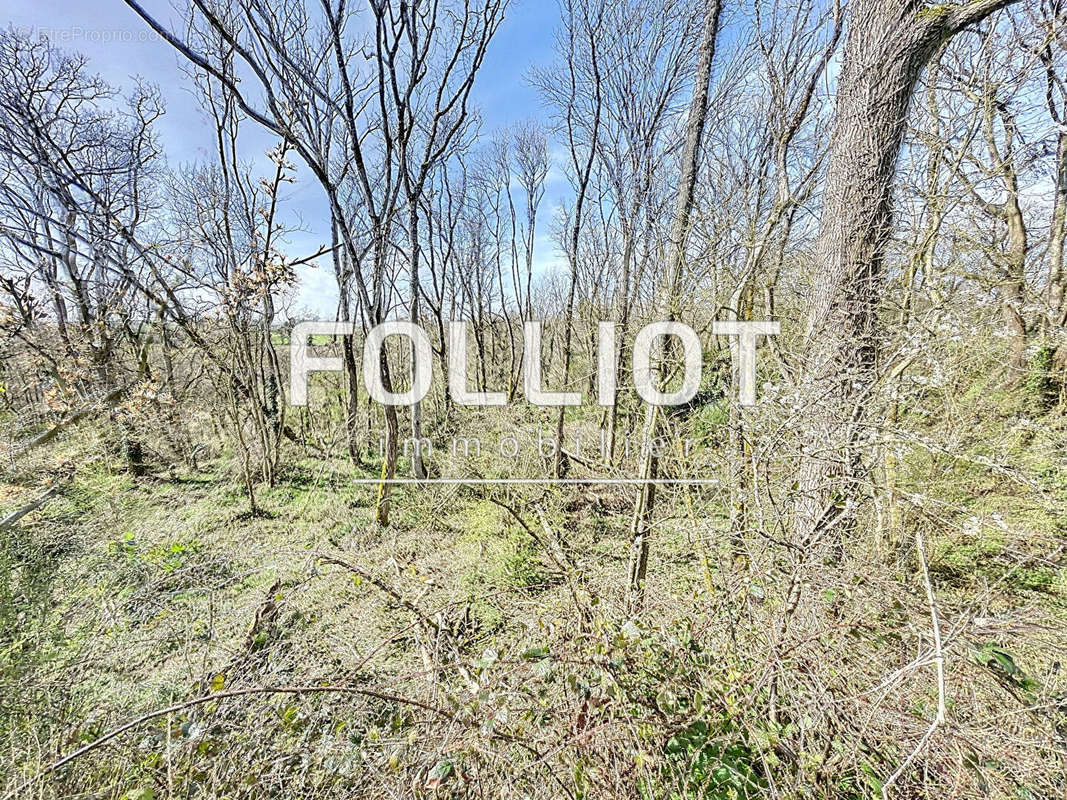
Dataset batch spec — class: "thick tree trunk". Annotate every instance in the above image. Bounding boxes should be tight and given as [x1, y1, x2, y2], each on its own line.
[792, 0, 1018, 548]
[1001, 206, 1029, 374]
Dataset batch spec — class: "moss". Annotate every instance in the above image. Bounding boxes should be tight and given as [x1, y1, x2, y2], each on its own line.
[1025, 346, 1059, 415]
[453, 500, 546, 592]
[916, 4, 954, 21]
[1009, 566, 1058, 594]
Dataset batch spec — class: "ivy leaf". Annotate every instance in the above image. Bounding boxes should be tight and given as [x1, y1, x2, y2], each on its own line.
[522, 646, 549, 661]
[426, 759, 454, 790]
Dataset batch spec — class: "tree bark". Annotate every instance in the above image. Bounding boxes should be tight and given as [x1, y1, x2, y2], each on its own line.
[408, 200, 427, 479]
[1050, 130, 1067, 368]
[792, 0, 1019, 548]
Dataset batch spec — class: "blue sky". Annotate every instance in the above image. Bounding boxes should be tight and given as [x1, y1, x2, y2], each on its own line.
[3, 0, 570, 317]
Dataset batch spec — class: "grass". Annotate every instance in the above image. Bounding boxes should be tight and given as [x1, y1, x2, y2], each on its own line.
[1, 359, 1066, 798]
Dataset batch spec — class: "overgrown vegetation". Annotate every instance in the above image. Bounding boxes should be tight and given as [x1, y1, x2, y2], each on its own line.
[1, 0, 1066, 798]
[1, 332, 1065, 797]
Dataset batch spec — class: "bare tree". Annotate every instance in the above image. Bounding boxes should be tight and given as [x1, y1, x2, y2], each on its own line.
[534, 0, 607, 479]
[592, 0, 704, 463]
[1035, 1, 1067, 369]
[512, 121, 549, 324]
[627, 0, 723, 608]
[0, 30, 164, 474]
[124, 0, 507, 522]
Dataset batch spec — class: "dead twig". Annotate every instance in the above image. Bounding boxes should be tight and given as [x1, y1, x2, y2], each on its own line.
[881, 526, 947, 800]
[2, 684, 452, 799]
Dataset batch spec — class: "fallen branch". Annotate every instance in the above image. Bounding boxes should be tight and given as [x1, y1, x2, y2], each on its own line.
[0, 486, 60, 531]
[2, 684, 451, 799]
[12, 386, 127, 459]
[314, 551, 440, 632]
[559, 447, 596, 472]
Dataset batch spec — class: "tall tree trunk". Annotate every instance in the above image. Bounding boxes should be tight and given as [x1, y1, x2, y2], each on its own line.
[553, 2, 605, 479]
[791, 0, 1018, 550]
[373, 227, 400, 527]
[1050, 130, 1067, 368]
[378, 353, 400, 527]
[525, 201, 537, 323]
[606, 221, 634, 464]
[627, 0, 723, 611]
[331, 221, 363, 465]
[408, 200, 427, 479]
[1001, 204, 1029, 373]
